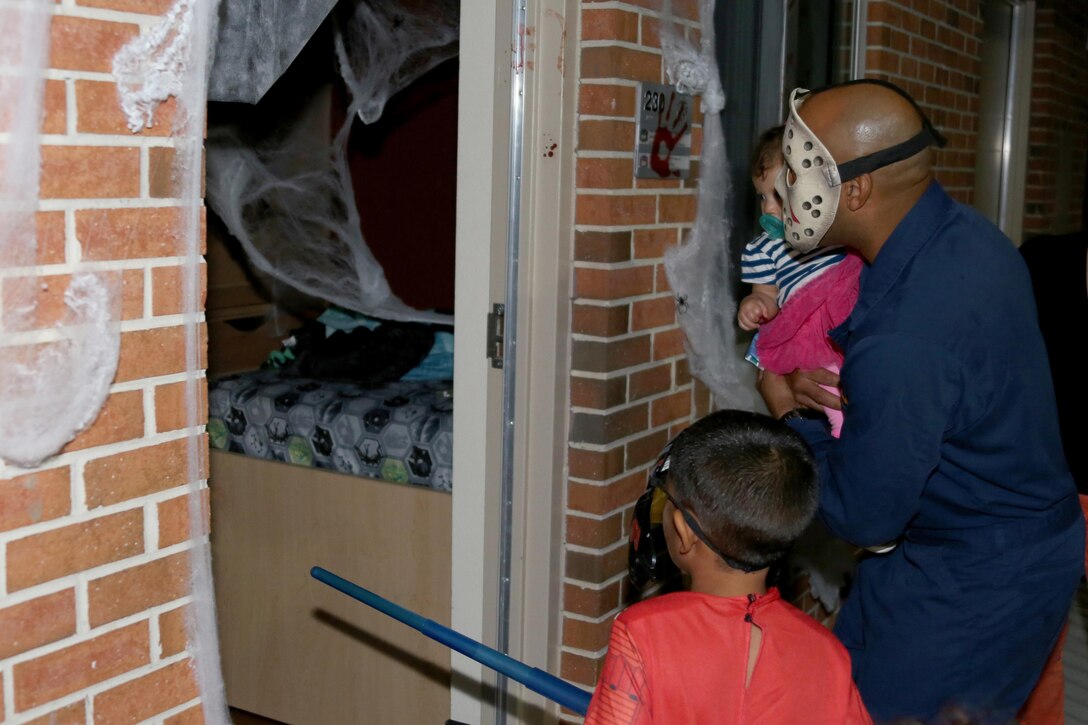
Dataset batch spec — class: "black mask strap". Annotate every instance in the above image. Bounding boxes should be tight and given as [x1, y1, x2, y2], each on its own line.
[806, 78, 949, 183]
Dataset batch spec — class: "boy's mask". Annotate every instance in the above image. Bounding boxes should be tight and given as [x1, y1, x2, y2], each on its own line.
[628, 441, 763, 589]
[776, 81, 947, 253]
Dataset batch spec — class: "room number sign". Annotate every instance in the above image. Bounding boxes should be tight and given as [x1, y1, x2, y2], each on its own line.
[634, 82, 693, 180]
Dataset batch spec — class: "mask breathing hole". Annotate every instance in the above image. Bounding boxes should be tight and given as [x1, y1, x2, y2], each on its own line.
[788, 129, 794, 139]
[793, 232, 800, 240]
[804, 229, 814, 237]
[803, 142, 813, 151]
[802, 159, 811, 169]
[802, 202, 812, 211]
[811, 210, 821, 218]
[813, 195, 823, 204]
[786, 145, 792, 155]
[815, 156, 824, 166]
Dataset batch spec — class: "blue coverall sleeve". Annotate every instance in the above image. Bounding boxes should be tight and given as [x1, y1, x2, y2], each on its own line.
[790, 334, 960, 547]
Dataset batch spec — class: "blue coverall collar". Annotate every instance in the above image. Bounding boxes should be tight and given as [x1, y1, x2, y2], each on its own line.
[830, 181, 953, 348]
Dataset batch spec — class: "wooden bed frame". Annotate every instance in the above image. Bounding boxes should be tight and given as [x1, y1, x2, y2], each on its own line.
[209, 450, 452, 724]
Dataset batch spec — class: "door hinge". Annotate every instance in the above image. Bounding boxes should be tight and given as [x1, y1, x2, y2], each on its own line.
[487, 303, 505, 368]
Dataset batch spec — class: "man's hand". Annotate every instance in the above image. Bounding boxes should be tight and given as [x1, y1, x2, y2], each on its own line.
[758, 368, 842, 418]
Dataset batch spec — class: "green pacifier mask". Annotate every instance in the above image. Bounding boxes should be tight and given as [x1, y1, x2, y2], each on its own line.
[759, 213, 785, 240]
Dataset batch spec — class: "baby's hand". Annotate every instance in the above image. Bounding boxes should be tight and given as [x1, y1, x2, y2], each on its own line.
[738, 295, 776, 330]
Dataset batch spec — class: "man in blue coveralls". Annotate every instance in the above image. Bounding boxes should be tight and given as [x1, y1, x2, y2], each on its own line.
[757, 79, 1084, 723]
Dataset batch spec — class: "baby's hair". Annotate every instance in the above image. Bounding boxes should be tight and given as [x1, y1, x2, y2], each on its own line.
[749, 125, 785, 180]
[667, 409, 818, 569]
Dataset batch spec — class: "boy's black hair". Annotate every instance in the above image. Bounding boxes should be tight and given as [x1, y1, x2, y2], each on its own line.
[667, 409, 818, 569]
[749, 125, 785, 180]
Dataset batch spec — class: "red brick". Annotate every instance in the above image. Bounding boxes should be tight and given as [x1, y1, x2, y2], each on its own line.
[562, 615, 613, 652]
[576, 157, 634, 189]
[158, 604, 190, 658]
[651, 389, 692, 427]
[640, 15, 662, 48]
[40, 146, 140, 200]
[88, 552, 191, 627]
[576, 194, 656, 226]
[658, 193, 698, 223]
[12, 622, 149, 712]
[43, 79, 67, 134]
[157, 489, 209, 549]
[630, 296, 676, 330]
[571, 336, 651, 374]
[152, 263, 207, 316]
[578, 120, 636, 152]
[93, 659, 198, 725]
[77, 207, 186, 260]
[575, 265, 655, 300]
[579, 84, 637, 117]
[24, 701, 86, 725]
[49, 16, 139, 73]
[575, 231, 632, 263]
[567, 471, 646, 516]
[633, 228, 678, 258]
[581, 46, 661, 81]
[0, 589, 77, 659]
[0, 467, 71, 533]
[564, 580, 622, 618]
[6, 509, 143, 591]
[61, 390, 144, 454]
[37, 211, 67, 264]
[625, 428, 670, 469]
[76, 80, 176, 136]
[564, 543, 629, 584]
[114, 324, 207, 383]
[652, 327, 686, 359]
[84, 438, 190, 508]
[561, 650, 602, 687]
[628, 363, 671, 401]
[164, 705, 205, 725]
[568, 447, 625, 481]
[581, 9, 639, 42]
[155, 378, 208, 433]
[77, 0, 176, 12]
[572, 303, 629, 336]
[1, 271, 140, 331]
[570, 375, 626, 410]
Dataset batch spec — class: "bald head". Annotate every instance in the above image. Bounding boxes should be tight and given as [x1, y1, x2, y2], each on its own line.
[798, 82, 933, 187]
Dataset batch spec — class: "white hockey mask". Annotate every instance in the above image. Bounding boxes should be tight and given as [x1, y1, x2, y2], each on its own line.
[776, 83, 946, 252]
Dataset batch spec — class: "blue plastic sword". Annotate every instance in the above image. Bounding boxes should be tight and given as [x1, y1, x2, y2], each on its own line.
[310, 566, 593, 716]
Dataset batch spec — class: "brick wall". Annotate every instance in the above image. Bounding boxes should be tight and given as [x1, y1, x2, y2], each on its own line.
[1022, 0, 1088, 236]
[864, 0, 984, 204]
[0, 2, 208, 723]
[561, 0, 712, 703]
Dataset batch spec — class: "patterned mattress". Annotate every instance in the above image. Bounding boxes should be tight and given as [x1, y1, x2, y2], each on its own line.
[208, 371, 453, 491]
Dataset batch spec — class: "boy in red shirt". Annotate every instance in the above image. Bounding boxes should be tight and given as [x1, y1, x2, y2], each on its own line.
[585, 410, 871, 724]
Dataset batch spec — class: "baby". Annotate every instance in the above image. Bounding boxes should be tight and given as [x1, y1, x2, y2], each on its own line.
[738, 126, 862, 437]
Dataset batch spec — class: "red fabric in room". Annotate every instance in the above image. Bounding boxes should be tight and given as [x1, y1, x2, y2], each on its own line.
[344, 59, 458, 314]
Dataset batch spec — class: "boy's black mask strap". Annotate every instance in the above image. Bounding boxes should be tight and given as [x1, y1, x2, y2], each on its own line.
[804, 78, 948, 183]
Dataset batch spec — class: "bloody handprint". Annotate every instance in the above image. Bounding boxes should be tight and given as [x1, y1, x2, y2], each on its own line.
[649, 93, 689, 178]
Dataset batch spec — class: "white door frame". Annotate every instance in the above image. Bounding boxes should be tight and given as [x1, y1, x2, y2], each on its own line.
[451, 0, 576, 722]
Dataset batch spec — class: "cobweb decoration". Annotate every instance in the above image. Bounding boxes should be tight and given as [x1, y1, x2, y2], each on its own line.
[113, 0, 194, 132]
[206, 0, 458, 324]
[659, 0, 757, 409]
[0, 0, 121, 469]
